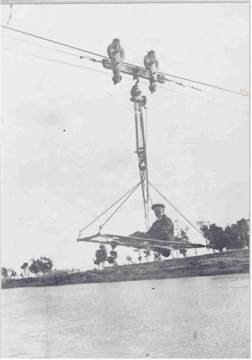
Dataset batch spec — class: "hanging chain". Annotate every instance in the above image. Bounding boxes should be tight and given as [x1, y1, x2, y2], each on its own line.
[139, 105, 150, 229]
[139, 106, 149, 201]
[130, 78, 150, 228]
[134, 102, 139, 151]
[136, 103, 148, 221]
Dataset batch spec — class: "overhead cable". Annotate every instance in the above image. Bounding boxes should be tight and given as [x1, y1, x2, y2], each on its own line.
[1, 47, 111, 76]
[162, 74, 248, 97]
[0, 24, 105, 59]
[2, 34, 93, 60]
[1, 24, 248, 97]
[1, 47, 238, 109]
[158, 84, 224, 107]
[3, 32, 224, 99]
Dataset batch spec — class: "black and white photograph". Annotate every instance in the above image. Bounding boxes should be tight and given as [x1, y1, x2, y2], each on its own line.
[1, 1, 250, 358]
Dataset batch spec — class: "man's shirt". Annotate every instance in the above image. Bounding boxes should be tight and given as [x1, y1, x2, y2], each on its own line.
[146, 214, 174, 241]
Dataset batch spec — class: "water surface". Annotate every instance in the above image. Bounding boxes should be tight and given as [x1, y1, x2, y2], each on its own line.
[2, 273, 250, 358]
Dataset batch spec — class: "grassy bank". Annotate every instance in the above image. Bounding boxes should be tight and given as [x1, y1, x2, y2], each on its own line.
[2, 249, 249, 289]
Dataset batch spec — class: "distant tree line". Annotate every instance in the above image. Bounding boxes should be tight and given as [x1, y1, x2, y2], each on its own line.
[1, 256, 53, 280]
[197, 218, 249, 252]
[1, 268, 17, 279]
[2, 218, 249, 277]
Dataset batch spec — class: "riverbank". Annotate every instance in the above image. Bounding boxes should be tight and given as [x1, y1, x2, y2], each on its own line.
[2, 249, 249, 289]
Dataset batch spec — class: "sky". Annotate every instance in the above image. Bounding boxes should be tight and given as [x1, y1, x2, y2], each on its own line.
[1, 3, 249, 273]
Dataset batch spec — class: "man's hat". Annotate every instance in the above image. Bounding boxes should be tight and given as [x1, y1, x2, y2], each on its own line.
[151, 203, 165, 210]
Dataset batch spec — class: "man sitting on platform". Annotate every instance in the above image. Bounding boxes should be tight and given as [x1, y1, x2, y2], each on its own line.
[130, 203, 174, 257]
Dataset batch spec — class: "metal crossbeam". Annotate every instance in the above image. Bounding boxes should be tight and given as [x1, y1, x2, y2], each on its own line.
[102, 59, 166, 84]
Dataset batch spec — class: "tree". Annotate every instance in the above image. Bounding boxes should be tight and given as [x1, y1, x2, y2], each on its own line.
[224, 219, 249, 250]
[223, 225, 236, 250]
[107, 250, 118, 265]
[29, 260, 41, 275]
[21, 262, 29, 277]
[237, 219, 249, 248]
[197, 221, 225, 252]
[1, 267, 8, 278]
[126, 256, 134, 264]
[39, 257, 53, 273]
[143, 249, 151, 262]
[153, 252, 162, 262]
[10, 270, 17, 279]
[28, 257, 53, 275]
[178, 229, 189, 242]
[94, 244, 108, 269]
[179, 248, 187, 258]
[174, 222, 190, 257]
[198, 219, 249, 252]
[134, 249, 142, 263]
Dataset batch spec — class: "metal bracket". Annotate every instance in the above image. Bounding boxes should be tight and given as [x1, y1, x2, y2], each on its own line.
[102, 59, 165, 85]
[107, 39, 125, 85]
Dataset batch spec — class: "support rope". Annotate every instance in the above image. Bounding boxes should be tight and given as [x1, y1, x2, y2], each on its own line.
[78, 181, 141, 239]
[99, 182, 141, 230]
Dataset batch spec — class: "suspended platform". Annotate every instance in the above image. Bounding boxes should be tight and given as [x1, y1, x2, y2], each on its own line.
[77, 233, 205, 252]
[77, 40, 208, 255]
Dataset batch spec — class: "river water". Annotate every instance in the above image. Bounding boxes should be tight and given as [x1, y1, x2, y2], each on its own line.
[2, 273, 250, 358]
